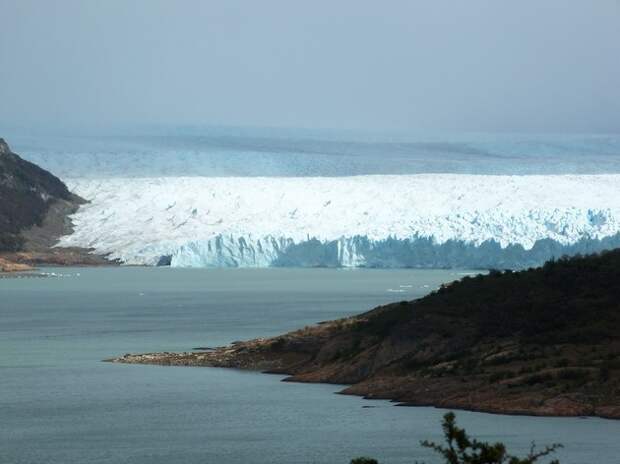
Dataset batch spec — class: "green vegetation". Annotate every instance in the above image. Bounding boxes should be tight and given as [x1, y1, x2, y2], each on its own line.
[256, 249, 620, 418]
[338, 250, 620, 396]
[350, 458, 378, 464]
[350, 412, 561, 464]
[377, 250, 620, 343]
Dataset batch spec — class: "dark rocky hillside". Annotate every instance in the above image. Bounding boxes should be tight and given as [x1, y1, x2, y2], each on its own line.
[0, 138, 112, 269]
[0, 137, 83, 251]
[113, 250, 620, 418]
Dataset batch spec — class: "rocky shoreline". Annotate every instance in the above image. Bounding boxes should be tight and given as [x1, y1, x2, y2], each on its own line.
[108, 344, 620, 420]
[108, 316, 620, 420]
[0, 256, 34, 273]
[0, 238, 116, 274]
[108, 251, 620, 420]
[0, 248, 115, 270]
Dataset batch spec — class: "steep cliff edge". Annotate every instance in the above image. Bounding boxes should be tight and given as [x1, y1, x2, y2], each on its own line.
[0, 138, 111, 268]
[112, 250, 620, 418]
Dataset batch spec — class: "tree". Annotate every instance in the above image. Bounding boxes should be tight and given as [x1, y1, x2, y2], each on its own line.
[419, 412, 562, 464]
[350, 412, 562, 464]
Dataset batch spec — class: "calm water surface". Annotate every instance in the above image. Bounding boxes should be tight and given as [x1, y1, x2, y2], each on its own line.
[1, 267, 618, 464]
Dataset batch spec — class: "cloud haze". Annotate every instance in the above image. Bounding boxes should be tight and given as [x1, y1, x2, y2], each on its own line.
[1, 0, 619, 133]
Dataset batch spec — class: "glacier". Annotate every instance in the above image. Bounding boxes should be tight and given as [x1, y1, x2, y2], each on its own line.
[56, 174, 620, 269]
[11, 132, 620, 178]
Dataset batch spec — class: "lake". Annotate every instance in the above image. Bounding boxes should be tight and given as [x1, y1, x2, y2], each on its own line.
[1, 267, 618, 464]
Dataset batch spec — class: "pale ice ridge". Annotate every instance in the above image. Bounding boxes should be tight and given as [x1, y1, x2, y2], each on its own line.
[58, 174, 620, 267]
[12, 132, 620, 178]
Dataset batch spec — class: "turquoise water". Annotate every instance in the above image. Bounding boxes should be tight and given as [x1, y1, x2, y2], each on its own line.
[1, 267, 618, 464]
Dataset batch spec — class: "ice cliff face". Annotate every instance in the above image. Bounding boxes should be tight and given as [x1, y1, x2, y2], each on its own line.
[58, 174, 620, 268]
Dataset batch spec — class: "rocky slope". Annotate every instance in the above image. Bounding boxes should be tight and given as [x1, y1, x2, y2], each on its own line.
[111, 250, 620, 418]
[0, 138, 111, 269]
[0, 256, 33, 272]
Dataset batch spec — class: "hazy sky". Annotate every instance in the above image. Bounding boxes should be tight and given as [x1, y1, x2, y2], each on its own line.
[1, 0, 619, 133]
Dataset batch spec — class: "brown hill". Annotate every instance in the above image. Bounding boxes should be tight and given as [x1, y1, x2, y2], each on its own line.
[111, 250, 620, 418]
[0, 138, 112, 268]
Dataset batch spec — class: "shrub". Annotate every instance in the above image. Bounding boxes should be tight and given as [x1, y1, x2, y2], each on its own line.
[523, 373, 554, 386]
[599, 365, 610, 382]
[350, 458, 378, 464]
[420, 412, 562, 464]
[557, 369, 590, 382]
[488, 371, 514, 383]
[350, 412, 562, 464]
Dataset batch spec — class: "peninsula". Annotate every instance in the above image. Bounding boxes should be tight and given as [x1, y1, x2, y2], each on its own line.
[111, 250, 620, 419]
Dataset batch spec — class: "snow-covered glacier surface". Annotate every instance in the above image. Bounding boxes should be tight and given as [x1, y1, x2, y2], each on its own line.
[58, 174, 620, 269]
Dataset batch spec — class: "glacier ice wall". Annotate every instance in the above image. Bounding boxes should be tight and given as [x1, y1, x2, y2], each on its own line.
[58, 174, 620, 268]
